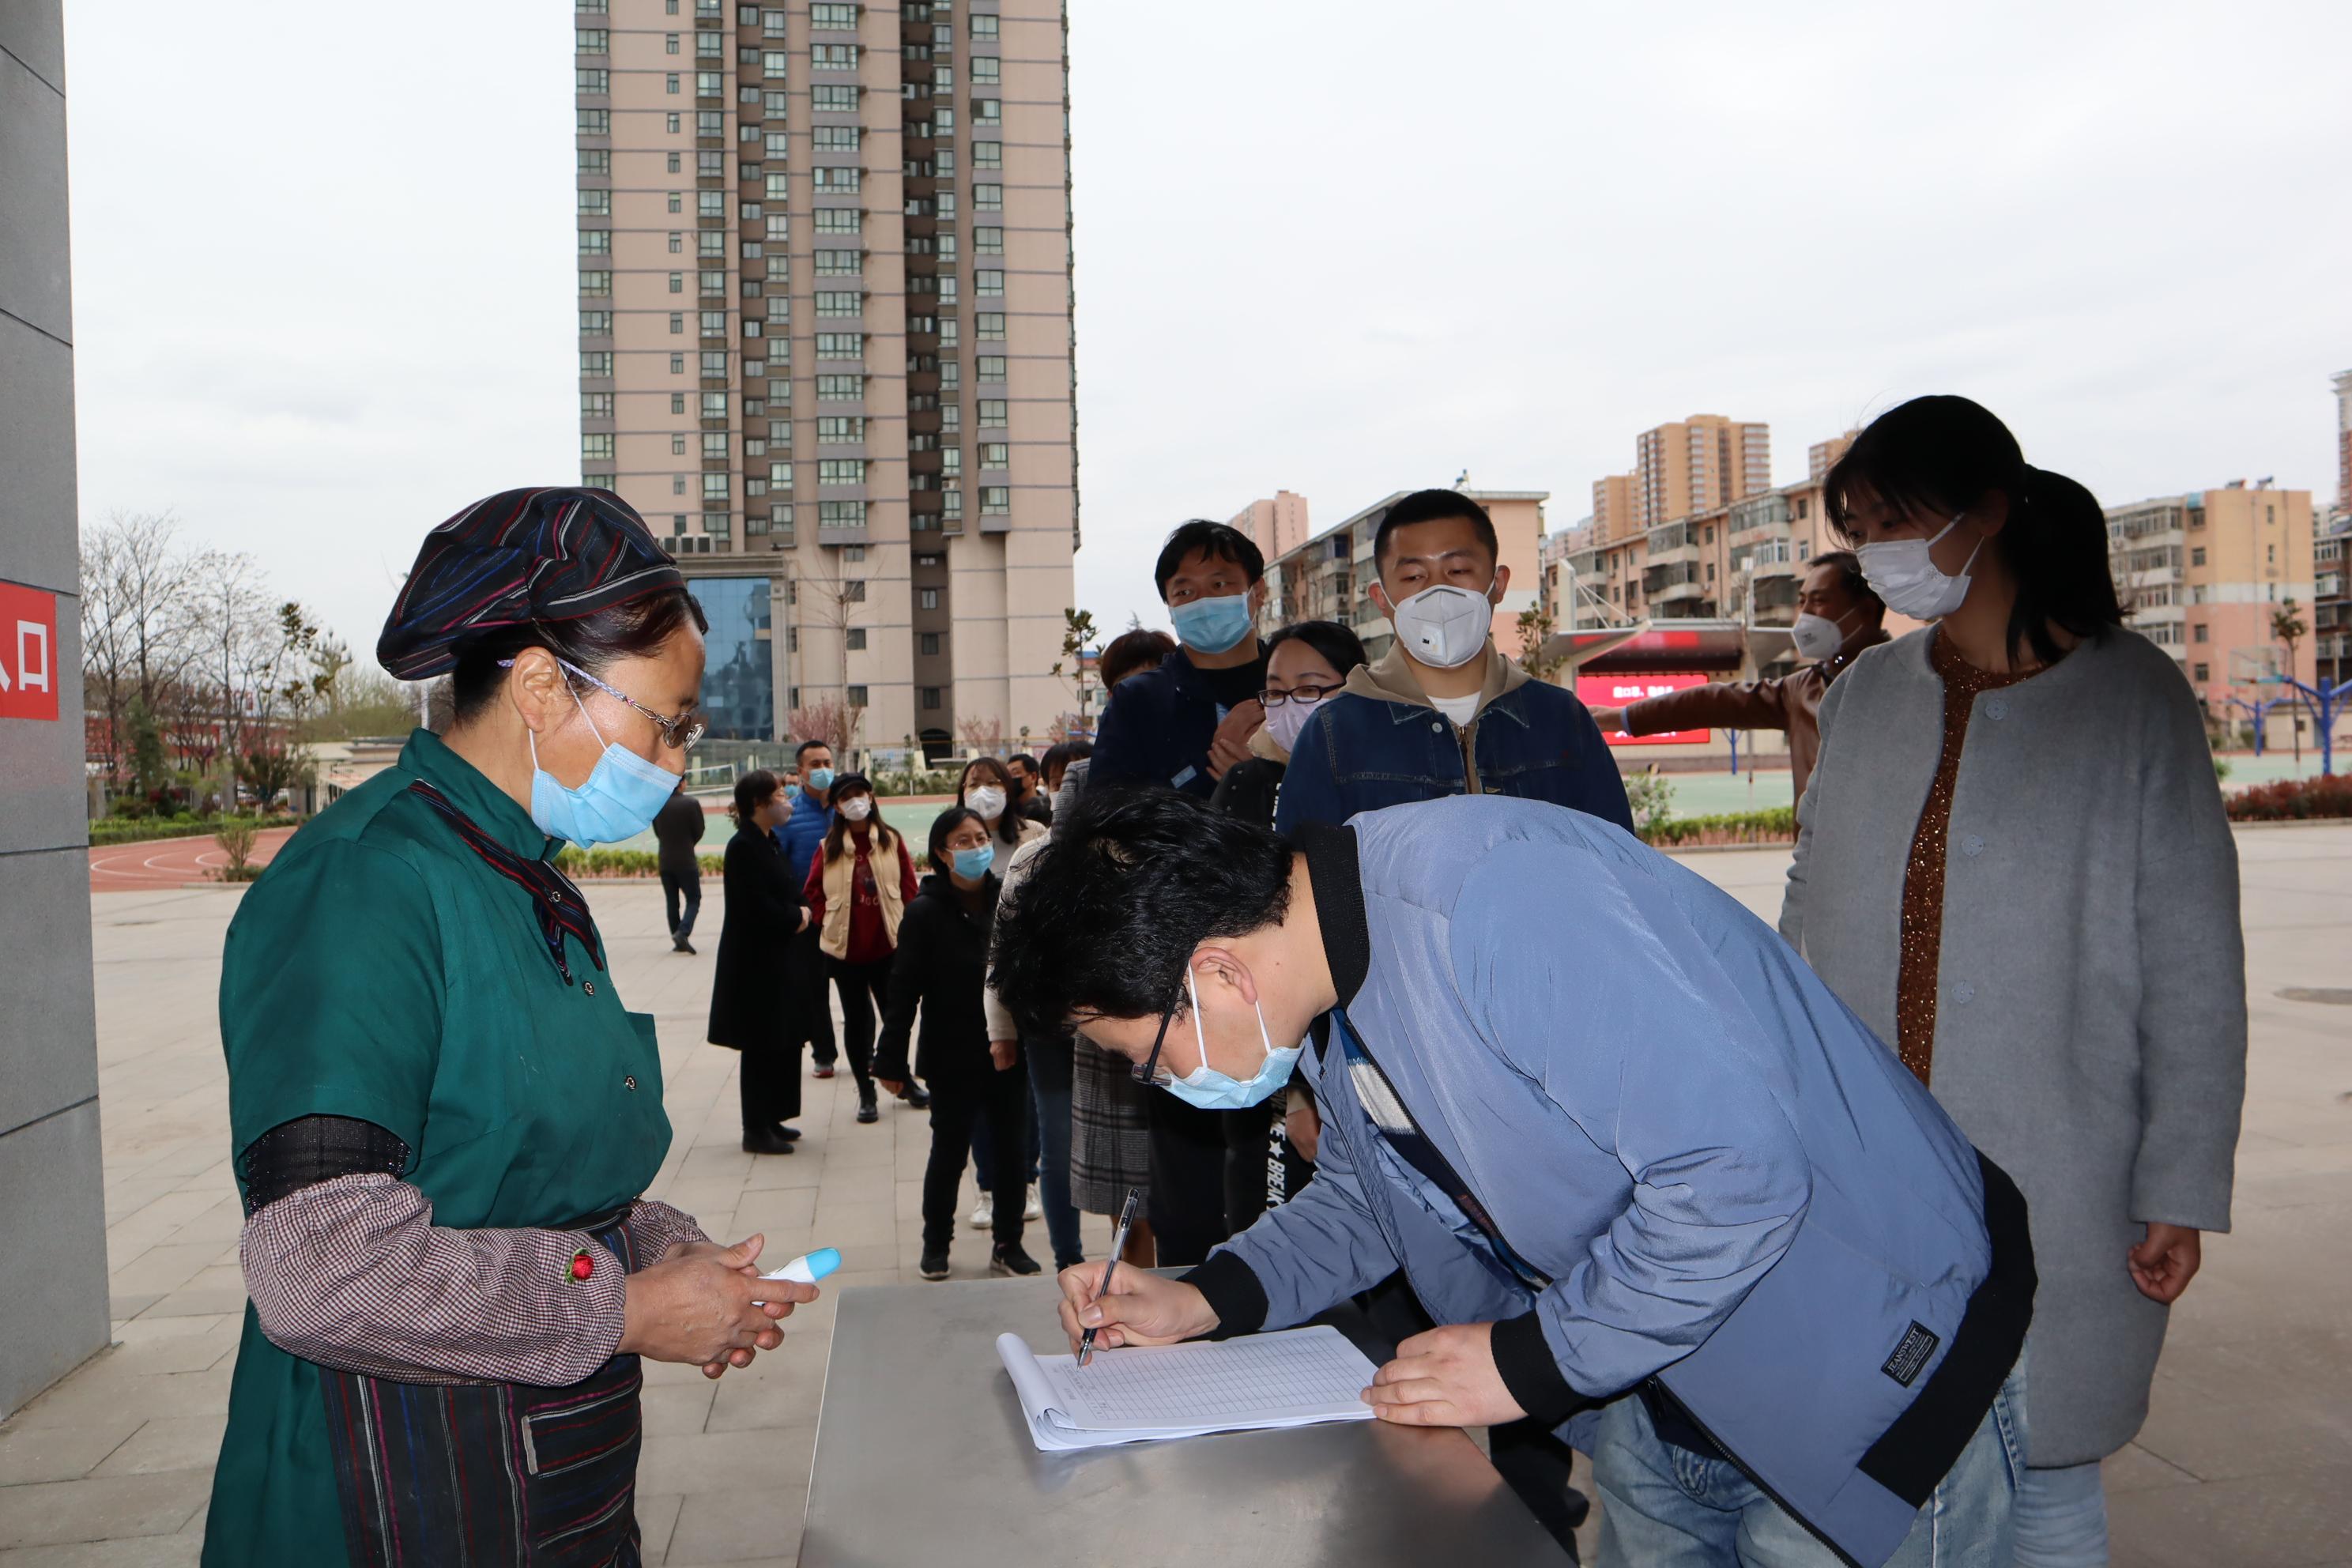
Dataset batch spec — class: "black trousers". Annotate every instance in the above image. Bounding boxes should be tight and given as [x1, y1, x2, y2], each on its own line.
[922, 1061, 1029, 1253]
[1144, 1091, 1234, 1267]
[786, 923, 836, 1063]
[826, 954, 889, 1101]
[737, 1045, 800, 1133]
[659, 866, 700, 940]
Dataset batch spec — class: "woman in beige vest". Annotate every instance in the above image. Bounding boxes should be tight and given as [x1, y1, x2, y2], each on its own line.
[800, 773, 921, 1125]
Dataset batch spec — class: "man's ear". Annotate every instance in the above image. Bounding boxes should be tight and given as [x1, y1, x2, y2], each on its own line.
[1491, 564, 1512, 602]
[1248, 577, 1269, 616]
[1193, 945, 1257, 1007]
[1368, 582, 1395, 619]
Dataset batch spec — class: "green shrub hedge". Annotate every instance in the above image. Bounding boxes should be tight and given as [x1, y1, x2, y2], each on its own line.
[2226, 774, 2352, 821]
[89, 814, 295, 847]
[1638, 807, 1798, 848]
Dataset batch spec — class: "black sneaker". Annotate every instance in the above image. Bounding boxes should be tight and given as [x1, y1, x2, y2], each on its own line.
[812, 1064, 836, 1080]
[856, 1097, 879, 1125]
[918, 1250, 951, 1281]
[898, 1083, 932, 1109]
[741, 1126, 797, 1155]
[989, 1243, 1042, 1278]
[677, 938, 696, 955]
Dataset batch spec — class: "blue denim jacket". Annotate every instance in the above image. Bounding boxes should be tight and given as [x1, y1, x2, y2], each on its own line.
[1274, 645, 1634, 835]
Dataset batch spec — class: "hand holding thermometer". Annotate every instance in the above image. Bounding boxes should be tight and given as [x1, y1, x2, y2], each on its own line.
[752, 1246, 840, 1304]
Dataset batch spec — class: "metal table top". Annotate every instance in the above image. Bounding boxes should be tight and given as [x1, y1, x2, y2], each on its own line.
[800, 1276, 1569, 1567]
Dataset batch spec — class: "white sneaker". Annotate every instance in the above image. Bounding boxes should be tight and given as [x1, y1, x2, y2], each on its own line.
[1023, 1183, 1042, 1221]
[967, 1196, 993, 1230]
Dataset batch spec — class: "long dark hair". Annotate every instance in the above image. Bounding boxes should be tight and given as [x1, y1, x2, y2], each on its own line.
[449, 587, 709, 721]
[730, 767, 779, 827]
[959, 756, 1025, 846]
[1823, 395, 2120, 667]
[820, 771, 898, 864]
[1264, 619, 1368, 682]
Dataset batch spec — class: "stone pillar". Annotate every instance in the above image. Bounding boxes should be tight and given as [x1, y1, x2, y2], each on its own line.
[0, 0, 111, 1417]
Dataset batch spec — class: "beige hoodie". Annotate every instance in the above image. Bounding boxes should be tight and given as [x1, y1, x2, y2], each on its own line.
[1339, 640, 1533, 794]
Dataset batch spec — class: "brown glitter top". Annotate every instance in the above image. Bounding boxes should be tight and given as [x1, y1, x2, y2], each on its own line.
[1894, 633, 2038, 1084]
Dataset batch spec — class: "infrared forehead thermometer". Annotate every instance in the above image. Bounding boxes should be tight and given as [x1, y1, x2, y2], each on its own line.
[752, 1246, 840, 1303]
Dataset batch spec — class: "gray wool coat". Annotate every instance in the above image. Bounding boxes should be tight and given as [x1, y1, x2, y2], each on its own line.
[1780, 626, 2246, 1468]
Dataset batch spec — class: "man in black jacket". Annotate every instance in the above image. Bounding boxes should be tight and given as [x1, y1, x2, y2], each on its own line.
[653, 781, 707, 954]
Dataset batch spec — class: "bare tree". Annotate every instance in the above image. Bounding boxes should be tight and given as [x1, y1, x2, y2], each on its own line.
[956, 713, 1004, 756]
[81, 511, 205, 779]
[786, 695, 854, 758]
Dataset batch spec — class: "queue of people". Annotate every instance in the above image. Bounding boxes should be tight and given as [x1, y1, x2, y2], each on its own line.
[209, 389, 2247, 1568]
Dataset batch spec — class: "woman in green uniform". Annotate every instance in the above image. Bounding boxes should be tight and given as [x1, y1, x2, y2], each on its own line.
[203, 488, 817, 1567]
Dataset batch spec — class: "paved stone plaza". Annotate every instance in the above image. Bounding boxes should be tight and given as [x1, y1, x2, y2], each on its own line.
[2, 824, 2346, 1565]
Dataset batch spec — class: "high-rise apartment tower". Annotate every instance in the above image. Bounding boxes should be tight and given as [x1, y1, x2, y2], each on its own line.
[575, 0, 1078, 756]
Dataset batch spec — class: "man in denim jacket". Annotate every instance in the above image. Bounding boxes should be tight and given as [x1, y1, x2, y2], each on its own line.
[1275, 490, 1632, 837]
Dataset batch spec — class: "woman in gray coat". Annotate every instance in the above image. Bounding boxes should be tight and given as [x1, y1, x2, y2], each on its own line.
[1781, 396, 2246, 1568]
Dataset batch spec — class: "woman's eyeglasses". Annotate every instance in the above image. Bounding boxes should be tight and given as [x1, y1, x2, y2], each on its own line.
[502, 655, 708, 752]
[1258, 683, 1343, 708]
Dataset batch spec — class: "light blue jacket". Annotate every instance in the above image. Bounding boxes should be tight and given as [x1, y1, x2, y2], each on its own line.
[1194, 797, 2032, 1568]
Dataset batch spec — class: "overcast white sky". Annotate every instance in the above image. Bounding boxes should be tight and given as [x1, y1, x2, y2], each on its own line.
[64, 0, 2352, 668]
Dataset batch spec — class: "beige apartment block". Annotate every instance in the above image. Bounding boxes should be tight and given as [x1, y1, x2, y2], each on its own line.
[575, 0, 1078, 758]
[1633, 414, 1771, 534]
[2106, 484, 2316, 737]
[1231, 490, 1310, 564]
[1808, 428, 1858, 481]
[1591, 473, 1635, 544]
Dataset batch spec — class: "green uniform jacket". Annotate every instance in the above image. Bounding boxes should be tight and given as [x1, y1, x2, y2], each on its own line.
[202, 729, 671, 1567]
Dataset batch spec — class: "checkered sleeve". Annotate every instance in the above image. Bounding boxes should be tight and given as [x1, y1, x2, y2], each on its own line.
[622, 1198, 710, 1266]
[241, 1173, 628, 1386]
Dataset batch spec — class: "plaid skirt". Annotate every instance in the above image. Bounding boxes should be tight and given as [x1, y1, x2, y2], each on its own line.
[1069, 1033, 1152, 1216]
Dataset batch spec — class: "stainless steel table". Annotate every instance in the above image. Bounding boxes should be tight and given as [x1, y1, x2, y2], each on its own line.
[800, 1276, 1570, 1566]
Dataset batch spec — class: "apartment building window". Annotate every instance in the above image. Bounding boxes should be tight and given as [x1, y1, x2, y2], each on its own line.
[760, 48, 788, 75]
[664, 311, 682, 334]
[918, 588, 940, 610]
[817, 375, 866, 400]
[816, 333, 865, 360]
[699, 310, 727, 336]
[940, 404, 961, 433]
[980, 487, 1010, 515]
[919, 633, 942, 656]
[697, 110, 723, 134]
[811, 2, 859, 25]
[576, 28, 609, 51]
[970, 13, 997, 36]
[973, 141, 1002, 172]
[978, 356, 1006, 380]
[812, 85, 858, 111]
[816, 209, 863, 236]
[671, 392, 688, 414]
[665, 111, 681, 133]
[703, 473, 730, 501]
[942, 490, 963, 521]
[666, 231, 684, 252]
[580, 351, 613, 376]
[767, 419, 792, 443]
[812, 44, 859, 70]
[978, 398, 1008, 427]
[701, 432, 729, 460]
[974, 98, 1001, 125]
[764, 296, 790, 326]
[699, 351, 727, 376]
[582, 392, 614, 419]
[844, 685, 869, 708]
[581, 433, 615, 463]
[673, 474, 688, 494]
[972, 57, 1000, 85]
[971, 315, 1003, 343]
[982, 443, 1009, 469]
[960, 185, 997, 217]
[935, 149, 957, 177]
[820, 459, 868, 486]
[698, 190, 725, 220]
[577, 108, 609, 135]
[818, 416, 867, 443]
[814, 166, 861, 194]
[2193, 662, 2211, 683]
[665, 71, 680, 93]
[578, 149, 610, 176]
[695, 71, 724, 96]
[581, 270, 613, 296]
[813, 126, 861, 154]
[918, 687, 942, 710]
[698, 232, 725, 257]
[579, 231, 612, 256]
[2193, 624, 2209, 643]
[820, 500, 868, 529]
[816, 291, 862, 318]
[579, 309, 612, 334]
[2191, 547, 2207, 566]
[578, 68, 611, 92]
[975, 226, 1004, 255]
[974, 269, 1004, 298]
[673, 434, 688, 455]
[665, 32, 680, 53]
[763, 172, 790, 202]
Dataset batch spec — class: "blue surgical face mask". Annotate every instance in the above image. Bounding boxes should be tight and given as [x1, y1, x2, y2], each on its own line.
[1159, 967, 1302, 1112]
[528, 685, 680, 848]
[951, 842, 995, 880]
[805, 767, 835, 794]
[1168, 591, 1254, 655]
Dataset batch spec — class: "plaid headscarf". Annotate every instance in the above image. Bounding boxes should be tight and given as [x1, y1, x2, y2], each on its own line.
[376, 488, 684, 680]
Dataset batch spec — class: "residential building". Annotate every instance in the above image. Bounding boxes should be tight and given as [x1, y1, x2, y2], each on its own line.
[0, 0, 110, 1417]
[2333, 369, 2351, 526]
[2105, 483, 2316, 740]
[1261, 488, 1547, 662]
[1230, 490, 1309, 564]
[2316, 521, 2347, 691]
[574, 0, 1078, 760]
[1591, 473, 1634, 544]
[1633, 414, 1772, 533]
[1808, 428, 1858, 481]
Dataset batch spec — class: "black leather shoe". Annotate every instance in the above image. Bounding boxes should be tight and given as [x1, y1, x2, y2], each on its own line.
[898, 1083, 931, 1109]
[741, 1127, 797, 1155]
[771, 1124, 803, 1142]
[856, 1099, 879, 1125]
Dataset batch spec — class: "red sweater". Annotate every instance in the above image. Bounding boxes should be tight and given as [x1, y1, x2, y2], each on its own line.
[801, 828, 918, 964]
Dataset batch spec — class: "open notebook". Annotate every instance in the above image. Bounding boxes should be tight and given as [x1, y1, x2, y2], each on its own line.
[994, 1325, 1379, 1452]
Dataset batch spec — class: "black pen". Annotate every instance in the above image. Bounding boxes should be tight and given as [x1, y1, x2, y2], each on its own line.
[1078, 1185, 1142, 1368]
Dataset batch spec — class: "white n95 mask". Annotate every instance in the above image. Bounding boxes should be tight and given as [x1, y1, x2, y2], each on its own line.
[1788, 607, 1859, 662]
[1389, 580, 1496, 669]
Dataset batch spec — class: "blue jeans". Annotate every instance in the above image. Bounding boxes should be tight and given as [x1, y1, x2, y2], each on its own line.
[1590, 1361, 2026, 1567]
[1023, 1033, 1084, 1269]
[2013, 1461, 2105, 1567]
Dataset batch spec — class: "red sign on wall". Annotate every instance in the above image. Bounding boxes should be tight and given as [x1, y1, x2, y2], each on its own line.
[1578, 673, 1709, 746]
[0, 583, 60, 722]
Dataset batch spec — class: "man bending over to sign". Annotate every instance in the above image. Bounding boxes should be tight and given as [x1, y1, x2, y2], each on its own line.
[989, 788, 2034, 1568]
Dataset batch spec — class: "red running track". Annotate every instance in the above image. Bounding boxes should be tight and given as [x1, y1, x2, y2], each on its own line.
[89, 827, 298, 893]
